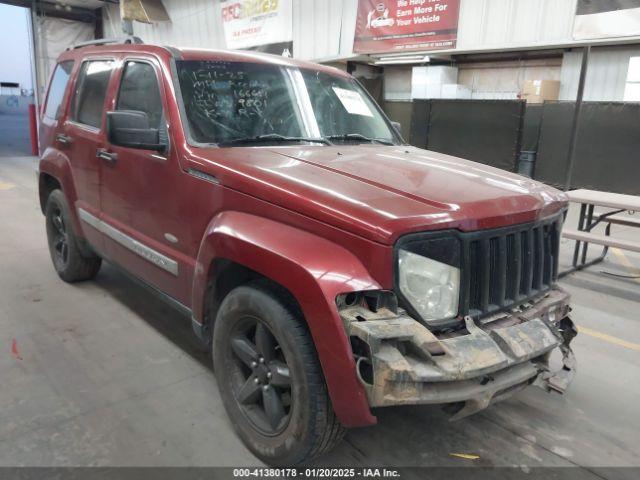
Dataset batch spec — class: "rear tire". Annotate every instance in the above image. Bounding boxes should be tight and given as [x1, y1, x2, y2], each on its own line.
[213, 284, 345, 465]
[45, 189, 101, 282]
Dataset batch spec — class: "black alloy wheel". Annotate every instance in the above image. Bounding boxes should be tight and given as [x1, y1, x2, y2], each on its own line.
[229, 317, 292, 435]
[213, 284, 346, 465]
[45, 189, 101, 282]
[49, 206, 70, 270]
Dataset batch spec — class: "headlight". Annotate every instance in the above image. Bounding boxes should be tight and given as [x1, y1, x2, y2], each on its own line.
[398, 249, 460, 323]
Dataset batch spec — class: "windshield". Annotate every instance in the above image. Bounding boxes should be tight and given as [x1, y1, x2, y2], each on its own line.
[175, 60, 399, 146]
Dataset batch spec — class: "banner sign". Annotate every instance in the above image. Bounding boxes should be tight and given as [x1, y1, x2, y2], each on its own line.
[353, 0, 460, 54]
[574, 0, 640, 39]
[220, 0, 292, 50]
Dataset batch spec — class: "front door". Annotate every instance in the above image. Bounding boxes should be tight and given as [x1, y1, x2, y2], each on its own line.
[99, 57, 190, 304]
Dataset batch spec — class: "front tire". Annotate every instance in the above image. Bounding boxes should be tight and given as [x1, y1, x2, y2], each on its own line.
[45, 189, 101, 282]
[213, 284, 345, 465]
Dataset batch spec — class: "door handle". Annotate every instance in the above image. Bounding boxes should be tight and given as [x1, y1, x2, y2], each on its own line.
[96, 148, 118, 163]
[56, 134, 72, 145]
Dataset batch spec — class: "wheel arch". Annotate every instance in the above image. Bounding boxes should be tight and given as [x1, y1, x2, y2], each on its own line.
[192, 211, 379, 427]
[38, 172, 62, 214]
[38, 149, 80, 227]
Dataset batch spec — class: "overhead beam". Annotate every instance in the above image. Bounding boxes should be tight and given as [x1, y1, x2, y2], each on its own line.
[1, 0, 98, 23]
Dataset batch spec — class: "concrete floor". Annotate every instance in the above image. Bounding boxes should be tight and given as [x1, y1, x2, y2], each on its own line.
[1, 148, 639, 476]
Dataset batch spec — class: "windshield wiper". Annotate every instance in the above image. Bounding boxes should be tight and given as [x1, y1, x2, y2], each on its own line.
[325, 133, 394, 145]
[218, 133, 331, 146]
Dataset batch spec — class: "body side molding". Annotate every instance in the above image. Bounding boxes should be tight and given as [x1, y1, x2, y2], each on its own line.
[78, 208, 179, 276]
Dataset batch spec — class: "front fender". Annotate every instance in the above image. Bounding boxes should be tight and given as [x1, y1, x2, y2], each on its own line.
[192, 211, 379, 427]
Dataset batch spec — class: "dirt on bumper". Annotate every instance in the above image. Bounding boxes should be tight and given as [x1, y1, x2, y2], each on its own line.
[341, 288, 577, 420]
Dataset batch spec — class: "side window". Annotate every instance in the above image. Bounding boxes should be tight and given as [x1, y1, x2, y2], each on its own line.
[116, 61, 163, 129]
[72, 60, 113, 128]
[44, 61, 73, 120]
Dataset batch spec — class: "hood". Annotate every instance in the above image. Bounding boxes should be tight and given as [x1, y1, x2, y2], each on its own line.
[188, 145, 567, 245]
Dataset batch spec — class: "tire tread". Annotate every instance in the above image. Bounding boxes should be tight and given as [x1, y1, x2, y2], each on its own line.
[45, 190, 101, 282]
[217, 281, 346, 464]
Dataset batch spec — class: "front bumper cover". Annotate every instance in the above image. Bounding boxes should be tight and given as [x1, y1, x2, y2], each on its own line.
[340, 288, 576, 420]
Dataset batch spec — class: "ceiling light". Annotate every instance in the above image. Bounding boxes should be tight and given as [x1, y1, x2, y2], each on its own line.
[374, 55, 431, 65]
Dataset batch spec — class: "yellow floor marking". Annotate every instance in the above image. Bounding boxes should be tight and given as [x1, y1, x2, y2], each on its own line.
[578, 325, 640, 352]
[450, 453, 480, 460]
[610, 247, 640, 284]
[0, 181, 16, 190]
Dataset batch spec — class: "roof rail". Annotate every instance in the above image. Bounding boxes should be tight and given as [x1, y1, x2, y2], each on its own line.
[67, 36, 144, 51]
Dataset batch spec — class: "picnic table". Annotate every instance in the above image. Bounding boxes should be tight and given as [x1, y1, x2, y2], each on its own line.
[560, 189, 640, 277]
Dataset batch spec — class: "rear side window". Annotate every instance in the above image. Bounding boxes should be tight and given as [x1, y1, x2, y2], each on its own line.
[44, 61, 73, 120]
[116, 61, 163, 129]
[72, 60, 113, 128]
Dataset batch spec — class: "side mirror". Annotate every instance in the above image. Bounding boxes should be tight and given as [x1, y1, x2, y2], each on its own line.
[391, 121, 402, 134]
[107, 110, 165, 151]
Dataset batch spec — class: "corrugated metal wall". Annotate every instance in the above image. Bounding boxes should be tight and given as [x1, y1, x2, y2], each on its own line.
[560, 46, 640, 101]
[104, 0, 356, 59]
[103, 1, 225, 48]
[102, 0, 584, 60]
[292, 0, 357, 60]
[100, 0, 635, 102]
[457, 0, 577, 52]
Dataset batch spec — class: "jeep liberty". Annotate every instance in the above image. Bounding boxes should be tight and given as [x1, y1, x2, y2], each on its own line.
[38, 39, 577, 465]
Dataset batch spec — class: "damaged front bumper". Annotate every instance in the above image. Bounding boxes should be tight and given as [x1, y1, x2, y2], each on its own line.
[340, 288, 577, 420]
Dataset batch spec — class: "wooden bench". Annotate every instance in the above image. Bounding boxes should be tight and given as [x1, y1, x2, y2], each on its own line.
[560, 189, 640, 276]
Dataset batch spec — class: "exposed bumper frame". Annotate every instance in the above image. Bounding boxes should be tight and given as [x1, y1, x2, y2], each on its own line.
[340, 288, 576, 420]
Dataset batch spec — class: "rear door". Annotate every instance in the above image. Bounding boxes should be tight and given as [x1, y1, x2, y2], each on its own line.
[99, 56, 190, 304]
[63, 58, 116, 252]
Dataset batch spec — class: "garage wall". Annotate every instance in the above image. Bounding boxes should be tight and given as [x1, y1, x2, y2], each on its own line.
[292, 0, 357, 60]
[560, 45, 640, 101]
[103, 1, 225, 48]
[100, 0, 640, 67]
[457, 0, 578, 52]
[103, 0, 356, 60]
[458, 58, 562, 98]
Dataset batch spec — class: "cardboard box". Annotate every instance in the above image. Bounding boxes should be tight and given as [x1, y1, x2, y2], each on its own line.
[522, 94, 544, 104]
[522, 80, 560, 102]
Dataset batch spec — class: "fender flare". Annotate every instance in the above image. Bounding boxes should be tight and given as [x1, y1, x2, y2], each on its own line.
[192, 211, 379, 427]
[38, 147, 81, 234]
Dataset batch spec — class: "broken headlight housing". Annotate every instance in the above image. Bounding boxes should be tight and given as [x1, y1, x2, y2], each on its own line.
[398, 249, 460, 324]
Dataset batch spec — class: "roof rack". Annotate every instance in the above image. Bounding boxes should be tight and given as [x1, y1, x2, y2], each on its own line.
[67, 36, 144, 51]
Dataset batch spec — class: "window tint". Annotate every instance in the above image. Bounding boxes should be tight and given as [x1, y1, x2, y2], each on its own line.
[116, 61, 163, 129]
[72, 60, 113, 128]
[44, 61, 73, 120]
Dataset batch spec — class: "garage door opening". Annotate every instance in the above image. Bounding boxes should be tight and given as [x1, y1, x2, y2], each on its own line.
[0, 3, 34, 156]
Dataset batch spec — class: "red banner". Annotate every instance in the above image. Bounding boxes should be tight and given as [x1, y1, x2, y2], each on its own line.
[353, 0, 460, 54]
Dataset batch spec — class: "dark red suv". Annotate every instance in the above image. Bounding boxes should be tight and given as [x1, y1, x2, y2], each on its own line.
[38, 38, 577, 465]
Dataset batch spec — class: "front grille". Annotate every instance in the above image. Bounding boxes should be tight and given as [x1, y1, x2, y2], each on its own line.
[460, 215, 562, 318]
